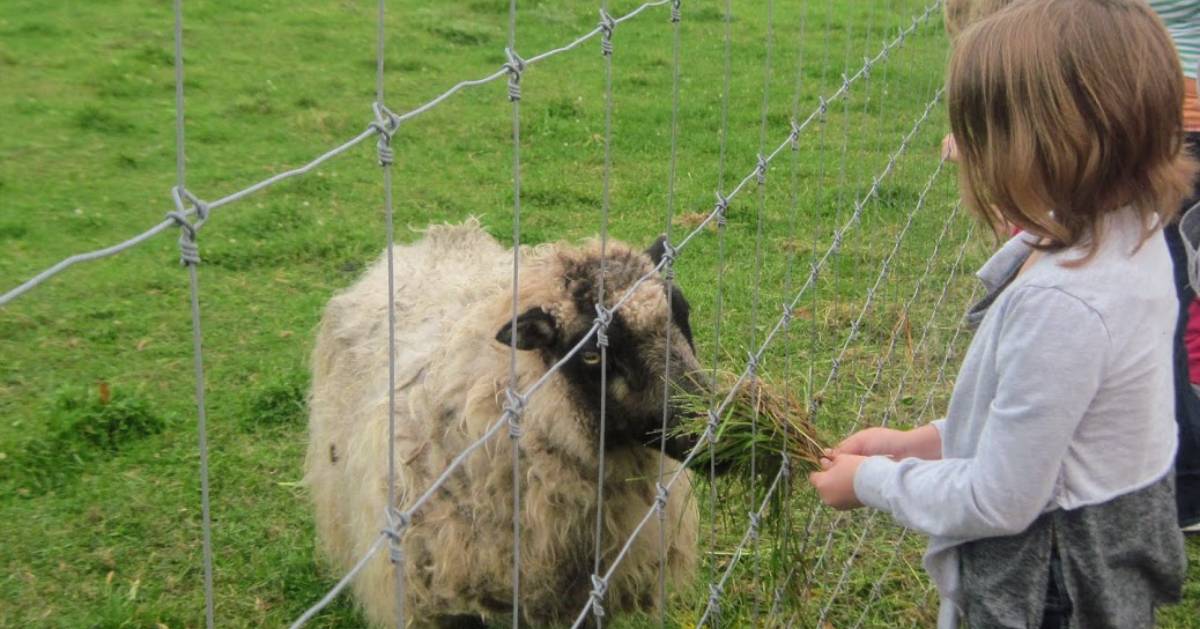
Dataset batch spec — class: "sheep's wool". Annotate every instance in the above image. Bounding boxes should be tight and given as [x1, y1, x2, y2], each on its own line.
[306, 219, 699, 626]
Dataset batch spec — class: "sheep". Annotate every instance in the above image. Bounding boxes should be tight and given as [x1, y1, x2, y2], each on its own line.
[305, 219, 707, 628]
[942, 0, 1014, 36]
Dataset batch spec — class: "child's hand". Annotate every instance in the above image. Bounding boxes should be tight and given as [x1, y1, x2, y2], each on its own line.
[808, 453, 865, 510]
[834, 427, 908, 458]
[940, 133, 960, 162]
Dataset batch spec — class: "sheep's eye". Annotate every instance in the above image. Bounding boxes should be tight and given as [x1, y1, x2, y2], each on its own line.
[582, 351, 601, 366]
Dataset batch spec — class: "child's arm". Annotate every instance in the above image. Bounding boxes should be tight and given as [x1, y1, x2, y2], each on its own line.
[810, 424, 943, 510]
[846, 287, 1108, 537]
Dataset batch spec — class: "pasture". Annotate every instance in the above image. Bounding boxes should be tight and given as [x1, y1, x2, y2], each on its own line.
[1, 0, 1197, 626]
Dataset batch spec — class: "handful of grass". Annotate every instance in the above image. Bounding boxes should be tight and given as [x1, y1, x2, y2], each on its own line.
[672, 371, 827, 485]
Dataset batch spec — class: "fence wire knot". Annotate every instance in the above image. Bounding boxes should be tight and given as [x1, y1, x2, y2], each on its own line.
[714, 192, 729, 228]
[370, 102, 399, 166]
[594, 304, 613, 348]
[707, 583, 724, 616]
[598, 10, 616, 56]
[383, 508, 412, 563]
[747, 510, 762, 539]
[755, 153, 768, 184]
[167, 186, 209, 266]
[589, 574, 608, 618]
[863, 56, 873, 79]
[176, 237, 200, 266]
[376, 137, 394, 167]
[780, 454, 792, 478]
[171, 186, 210, 223]
[704, 409, 721, 443]
[789, 119, 802, 150]
[658, 240, 678, 270]
[746, 351, 760, 375]
[670, 0, 681, 23]
[828, 359, 844, 384]
[781, 303, 795, 326]
[504, 48, 526, 102]
[503, 387, 526, 439]
[653, 482, 670, 516]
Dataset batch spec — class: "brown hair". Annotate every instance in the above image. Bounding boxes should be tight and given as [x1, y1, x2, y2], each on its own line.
[948, 0, 1198, 260]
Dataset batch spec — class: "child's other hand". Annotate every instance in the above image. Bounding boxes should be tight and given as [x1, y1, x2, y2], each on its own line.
[809, 453, 865, 510]
[940, 133, 960, 162]
[835, 427, 908, 458]
[835, 424, 942, 461]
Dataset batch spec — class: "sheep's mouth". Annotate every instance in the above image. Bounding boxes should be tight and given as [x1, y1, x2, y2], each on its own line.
[646, 403, 738, 475]
[650, 432, 694, 464]
[599, 412, 660, 445]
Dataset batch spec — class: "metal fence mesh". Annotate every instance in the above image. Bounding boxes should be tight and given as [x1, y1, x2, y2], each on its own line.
[0, 1, 982, 627]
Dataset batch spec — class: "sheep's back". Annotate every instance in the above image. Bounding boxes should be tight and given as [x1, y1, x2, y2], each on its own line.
[306, 220, 512, 615]
[325, 220, 509, 386]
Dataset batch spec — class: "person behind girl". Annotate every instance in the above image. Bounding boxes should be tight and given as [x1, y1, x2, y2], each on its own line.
[809, 1, 1196, 627]
[1150, 0, 1200, 535]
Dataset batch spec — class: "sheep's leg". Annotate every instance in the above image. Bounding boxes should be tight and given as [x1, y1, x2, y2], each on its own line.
[434, 614, 489, 629]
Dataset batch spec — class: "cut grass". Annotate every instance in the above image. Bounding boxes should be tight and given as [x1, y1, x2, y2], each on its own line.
[1, 0, 1197, 627]
[672, 371, 829, 488]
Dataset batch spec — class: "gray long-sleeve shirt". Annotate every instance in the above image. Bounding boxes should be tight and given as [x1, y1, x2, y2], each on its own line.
[854, 210, 1179, 627]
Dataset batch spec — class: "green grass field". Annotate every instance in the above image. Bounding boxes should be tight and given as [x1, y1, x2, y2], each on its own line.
[1, 0, 1197, 626]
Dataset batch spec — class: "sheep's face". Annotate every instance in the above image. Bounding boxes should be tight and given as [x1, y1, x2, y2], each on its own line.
[495, 237, 708, 462]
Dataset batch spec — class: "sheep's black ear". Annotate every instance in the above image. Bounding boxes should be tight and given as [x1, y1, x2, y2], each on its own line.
[495, 307, 558, 350]
[645, 235, 670, 266]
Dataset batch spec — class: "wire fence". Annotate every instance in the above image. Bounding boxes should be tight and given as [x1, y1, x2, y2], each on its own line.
[0, 0, 981, 627]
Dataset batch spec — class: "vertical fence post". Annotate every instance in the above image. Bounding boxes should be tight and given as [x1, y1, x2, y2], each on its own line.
[170, 2, 215, 627]
[371, 0, 407, 625]
[656, 1, 683, 626]
[590, 4, 617, 627]
[504, 0, 525, 625]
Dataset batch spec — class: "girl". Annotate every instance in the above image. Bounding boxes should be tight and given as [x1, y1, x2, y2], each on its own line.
[809, 1, 1196, 627]
[942, 0, 1200, 536]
